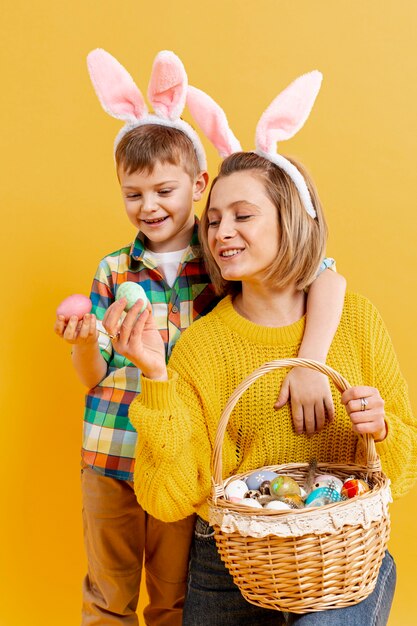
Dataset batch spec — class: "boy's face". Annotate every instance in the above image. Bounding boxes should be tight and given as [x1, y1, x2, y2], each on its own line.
[119, 161, 208, 253]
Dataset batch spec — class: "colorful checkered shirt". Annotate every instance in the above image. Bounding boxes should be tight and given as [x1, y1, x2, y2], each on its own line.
[82, 219, 218, 480]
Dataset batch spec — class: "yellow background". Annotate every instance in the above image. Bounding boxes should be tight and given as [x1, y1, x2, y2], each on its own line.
[1, 1, 416, 625]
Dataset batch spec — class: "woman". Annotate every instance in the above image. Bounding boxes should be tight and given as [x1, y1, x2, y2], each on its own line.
[103, 152, 417, 625]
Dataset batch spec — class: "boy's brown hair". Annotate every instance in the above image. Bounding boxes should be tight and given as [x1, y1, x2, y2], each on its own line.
[199, 151, 328, 296]
[115, 124, 201, 179]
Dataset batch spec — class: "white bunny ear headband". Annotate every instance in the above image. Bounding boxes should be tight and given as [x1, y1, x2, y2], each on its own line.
[186, 71, 323, 218]
[86, 48, 207, 170]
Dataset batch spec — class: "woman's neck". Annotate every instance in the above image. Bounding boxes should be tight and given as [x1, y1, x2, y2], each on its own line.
[233, 283, 306, 327]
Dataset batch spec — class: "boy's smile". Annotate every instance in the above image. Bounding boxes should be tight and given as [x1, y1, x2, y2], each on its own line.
[119, 161, 208, 253]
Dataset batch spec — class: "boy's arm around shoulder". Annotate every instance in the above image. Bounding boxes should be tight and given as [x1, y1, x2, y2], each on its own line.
[301, 267, 347, 361]
[275, 268, 347, 434]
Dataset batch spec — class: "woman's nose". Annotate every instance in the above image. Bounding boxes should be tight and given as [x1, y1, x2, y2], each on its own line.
[216, 218, 236, 241]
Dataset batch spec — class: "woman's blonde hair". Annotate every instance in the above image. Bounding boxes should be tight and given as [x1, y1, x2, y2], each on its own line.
[199, 152, 328, 296]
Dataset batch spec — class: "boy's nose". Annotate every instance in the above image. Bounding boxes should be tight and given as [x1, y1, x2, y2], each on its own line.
[142, 195, 158, 213]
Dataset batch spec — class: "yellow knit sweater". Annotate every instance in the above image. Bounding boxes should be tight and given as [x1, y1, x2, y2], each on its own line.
[129, 292, 417, 522]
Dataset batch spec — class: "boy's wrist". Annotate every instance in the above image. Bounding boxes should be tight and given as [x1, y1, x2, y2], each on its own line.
[297, 347, 327, 363]
[72, 340, 100, 356]
[143, 368, 168, 382]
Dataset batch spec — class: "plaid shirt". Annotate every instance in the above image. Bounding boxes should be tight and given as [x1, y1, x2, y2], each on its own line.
[82, 219, 218, 480]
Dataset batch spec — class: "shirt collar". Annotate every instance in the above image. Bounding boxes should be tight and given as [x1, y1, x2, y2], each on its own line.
[129, 217, 202, 268]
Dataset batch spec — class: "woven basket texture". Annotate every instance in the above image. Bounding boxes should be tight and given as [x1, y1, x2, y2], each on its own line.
[208, 358, 391, 613]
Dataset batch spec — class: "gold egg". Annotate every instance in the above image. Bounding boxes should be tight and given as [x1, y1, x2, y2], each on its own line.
[270, 475, 301, 497]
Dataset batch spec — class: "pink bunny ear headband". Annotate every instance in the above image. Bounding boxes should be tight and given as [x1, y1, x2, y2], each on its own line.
[87, 48, 207, 170]
[186, 71, 323, 219]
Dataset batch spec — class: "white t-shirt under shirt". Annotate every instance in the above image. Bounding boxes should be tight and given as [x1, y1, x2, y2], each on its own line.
[147, 247, 188, 287]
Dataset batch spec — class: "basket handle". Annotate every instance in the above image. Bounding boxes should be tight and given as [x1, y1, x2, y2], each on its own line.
[211, 358, 382, 497]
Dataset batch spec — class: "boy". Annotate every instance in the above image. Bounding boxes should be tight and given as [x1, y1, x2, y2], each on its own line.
[55, 49, 345, 625]
[56, 124, 212, 626]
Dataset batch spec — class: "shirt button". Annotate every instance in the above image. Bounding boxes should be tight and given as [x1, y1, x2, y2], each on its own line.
[172, 305, 179, 314]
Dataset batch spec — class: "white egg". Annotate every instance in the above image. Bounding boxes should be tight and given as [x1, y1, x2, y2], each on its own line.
[237, 498, 263, 508]
[224, 479, 248, 500]
[264, 500, 292, 510]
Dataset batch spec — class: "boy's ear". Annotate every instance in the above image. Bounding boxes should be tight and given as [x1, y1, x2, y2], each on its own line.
[193, 171, 209, 200]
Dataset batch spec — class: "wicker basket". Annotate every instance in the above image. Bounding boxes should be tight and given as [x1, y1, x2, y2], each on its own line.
[208, 358, 391, 614]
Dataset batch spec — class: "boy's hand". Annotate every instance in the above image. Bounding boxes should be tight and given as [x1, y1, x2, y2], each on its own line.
[274, 367, 335, 435]
[54, 313, 99, 346]
[341, 386, 387, 442]
[103, 298, 167, 380]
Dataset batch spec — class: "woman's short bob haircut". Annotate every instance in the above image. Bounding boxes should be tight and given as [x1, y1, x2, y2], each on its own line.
[115, 124, 201, 180]
[199, 151, 328, 296]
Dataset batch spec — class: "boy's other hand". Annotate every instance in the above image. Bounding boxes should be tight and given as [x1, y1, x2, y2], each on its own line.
[103, 299, 167, 380]
[54, 313, 99, 346]
[274, 367, 335, 435]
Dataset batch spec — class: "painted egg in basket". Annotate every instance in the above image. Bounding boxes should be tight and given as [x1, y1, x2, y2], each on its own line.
[305, 486, 342, 507]
[246, 470, 278, 491]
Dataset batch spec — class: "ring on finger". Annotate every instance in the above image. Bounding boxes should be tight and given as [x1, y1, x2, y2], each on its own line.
[108, 331, 120, 340]
[360, 397, 368, 411]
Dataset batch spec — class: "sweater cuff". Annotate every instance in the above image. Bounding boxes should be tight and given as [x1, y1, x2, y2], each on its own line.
[140, 368, 179, 410]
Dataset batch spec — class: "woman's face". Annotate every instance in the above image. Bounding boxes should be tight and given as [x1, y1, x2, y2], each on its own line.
[207, 171, 279, 285]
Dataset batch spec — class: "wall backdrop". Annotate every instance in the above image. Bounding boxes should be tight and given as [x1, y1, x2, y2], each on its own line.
[1, 2, 416, 625]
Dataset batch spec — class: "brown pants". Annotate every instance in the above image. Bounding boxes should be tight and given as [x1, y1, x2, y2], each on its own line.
[81, 466, 195, 626]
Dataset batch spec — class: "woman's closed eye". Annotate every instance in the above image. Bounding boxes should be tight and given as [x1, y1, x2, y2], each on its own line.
[208, 214, 253, 227]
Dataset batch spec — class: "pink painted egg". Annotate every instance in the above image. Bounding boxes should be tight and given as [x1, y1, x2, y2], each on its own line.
[56, 294, 92, 320]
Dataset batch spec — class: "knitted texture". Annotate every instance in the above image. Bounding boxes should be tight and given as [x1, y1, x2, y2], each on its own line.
[129, 292, 417, 522]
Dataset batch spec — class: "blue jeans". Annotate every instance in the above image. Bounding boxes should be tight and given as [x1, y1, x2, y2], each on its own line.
[183, 517, 396, 626]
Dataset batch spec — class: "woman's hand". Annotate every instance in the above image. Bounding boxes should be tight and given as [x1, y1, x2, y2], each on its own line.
[54, 313, 98, 346]
[274, 368, 335, 435]
[103, 298, 168, 380]
[341, 386, 387, 441]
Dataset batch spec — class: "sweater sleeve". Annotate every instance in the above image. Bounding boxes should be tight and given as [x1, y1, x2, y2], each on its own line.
[128, 358, 213, 522]
[364, 299, 417, 499]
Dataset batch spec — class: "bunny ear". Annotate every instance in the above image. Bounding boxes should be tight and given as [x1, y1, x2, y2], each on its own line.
[87, 48, 148, 122]
[255, 71, 322, 154]
[147, 50, 188, 120]
[186, 86, 242, 158]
